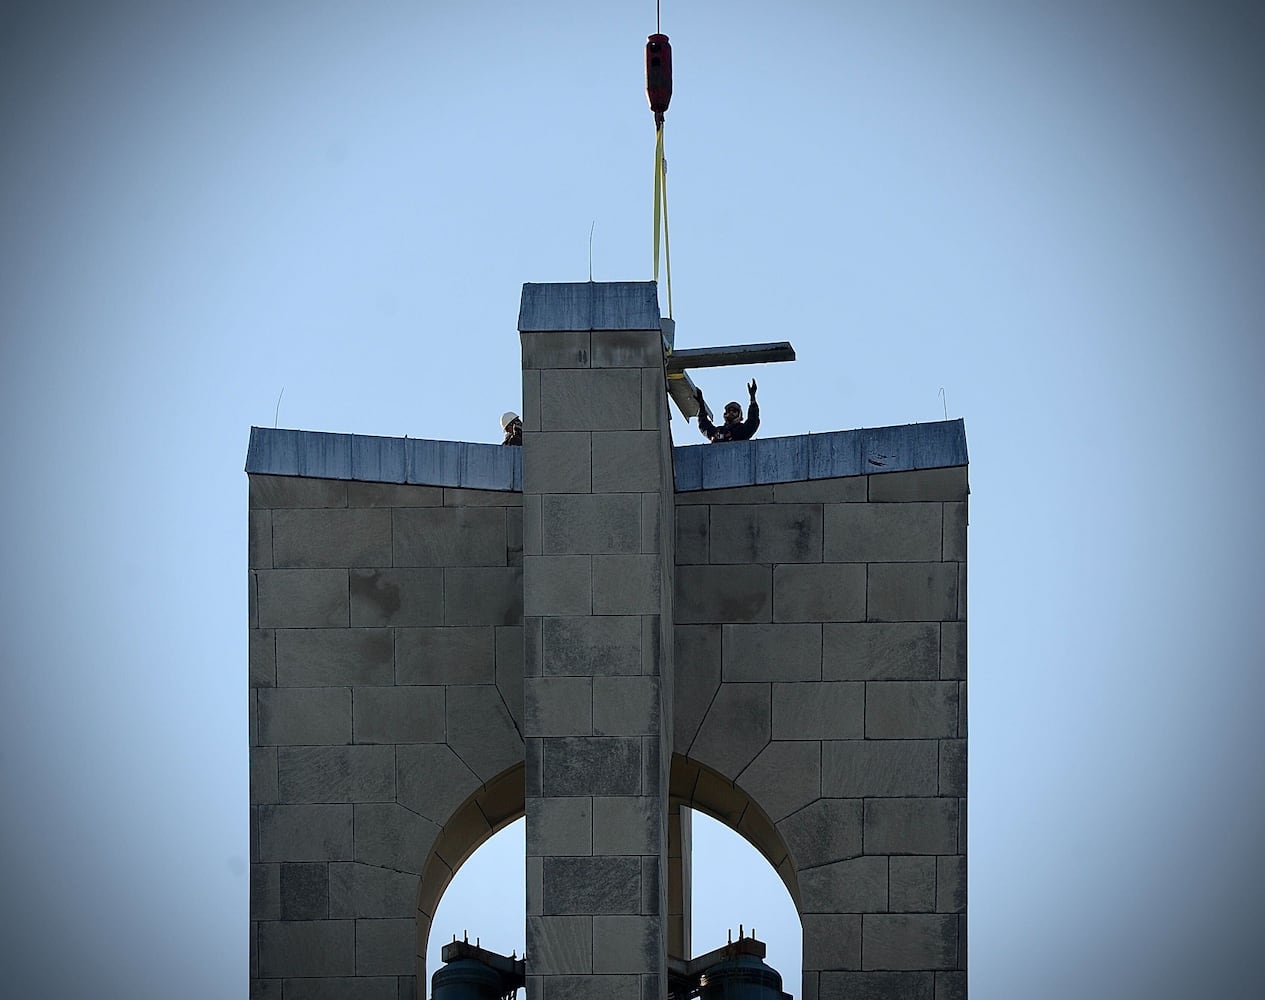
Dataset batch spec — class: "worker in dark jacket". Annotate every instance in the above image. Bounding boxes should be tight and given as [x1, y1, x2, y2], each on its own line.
[695, 379, 759, 442]
[500, 411, 523, 446]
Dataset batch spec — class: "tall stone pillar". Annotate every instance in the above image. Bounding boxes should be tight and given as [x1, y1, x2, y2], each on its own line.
[519, 282, 675, 1000]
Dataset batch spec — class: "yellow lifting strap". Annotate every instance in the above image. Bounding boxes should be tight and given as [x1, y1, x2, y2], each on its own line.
[652, 126, 673, 319]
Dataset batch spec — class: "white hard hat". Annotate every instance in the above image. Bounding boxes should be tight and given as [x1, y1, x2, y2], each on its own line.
[500, 411, 520, 430]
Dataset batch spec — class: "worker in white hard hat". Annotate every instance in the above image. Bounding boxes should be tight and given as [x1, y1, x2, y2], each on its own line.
[500, 411, 523, 447]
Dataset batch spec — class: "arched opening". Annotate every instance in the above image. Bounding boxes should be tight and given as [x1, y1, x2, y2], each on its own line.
[415, 762, 525, 992]
[671, 754, 804, 998]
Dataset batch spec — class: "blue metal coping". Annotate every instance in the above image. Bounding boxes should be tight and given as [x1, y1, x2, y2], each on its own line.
[672, 419, 967, 492]
[245, 419, 965, 494]
[518, 281, 661, 332]
[245, 427, 522, 492]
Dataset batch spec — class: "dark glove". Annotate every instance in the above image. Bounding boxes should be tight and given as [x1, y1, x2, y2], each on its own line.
[748, 378, 757, 400]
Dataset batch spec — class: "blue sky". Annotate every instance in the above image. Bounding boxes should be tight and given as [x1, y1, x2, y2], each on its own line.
[2, 2, 1262, 997]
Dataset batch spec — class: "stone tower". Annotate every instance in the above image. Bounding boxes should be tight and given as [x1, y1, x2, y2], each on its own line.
[247, 281, 968, 999]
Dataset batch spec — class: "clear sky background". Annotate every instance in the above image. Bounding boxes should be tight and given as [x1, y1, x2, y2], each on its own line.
[2, 1, 1262, 997]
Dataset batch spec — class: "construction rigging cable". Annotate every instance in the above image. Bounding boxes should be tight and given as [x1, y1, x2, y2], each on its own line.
[646, 29, 673, 318]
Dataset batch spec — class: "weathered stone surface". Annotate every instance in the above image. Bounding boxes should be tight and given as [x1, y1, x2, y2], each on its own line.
[593, 677, 659, 736]
[355, 918, 416, 975]
[591, 432, 662, 493]
[543, 856, 640, 914]
[675, 484, 773, 505]
[250, 509, 272, 569]
[673, 625, 721, 751]
[392, 507, 507, 566]
[934, 971, 966, 1000]
[773, 564, 865, 622]
[527, 796, 593, 857]
[353, 803, 438, 874]
[522, 330, 591, 369]
[250, 629, 276, 687]
[446, 686, 524, 781]
[396, 626, 494, 685]
[867, 564, 958, 623]
[592, 914, 659, 974]
[867, 467, 968, 502]
[250, 475, 347, 509]
[823, 503, 941, 563]
[396, 745, 483, 824]
[862, 914, 957, 970]
[353, 687, 445, 744]
[722, 623, 821, 682]
[347, 482, 443, 507]
[640, 492, 661, 554]
[689, 684, 770, 780]
[674, 565, 772, 624]
[737, 740, 821, 822]
[799, 855, 887, 913]
[939, 739, 966, 796]
[823, 623, 939, 681]
[258, 570, 348, 628]
[773, 477, 867, 503]
[279, 862, 327, 920]
[590, 330, 660, 368]
[258, 688, 351, 746]
[528, 915, 593, 974]
[281, 977, 398, 1000]
[822, 741, 938, 797]
[524, 555, 591, 616]
[495, 625, 525, 729]
[778, 799, 862, 870]
[258, 804, 353, 862]
[819, 972, 932, 1000]
[939, 623, 965, 680]
[543, 975, 639, 1000]
[251, 747, 278, 804]
[524, 432, 592, 494]
[592, 554, 660, 615]
[890, 856, 936, 912]
[540, 369, 642, 431]
[541, 493, 642, 554]
[592, 796, 659, 856]
[273, 508, 392, 569]
[673, 504, 709, 564]
[709, 504, 824, 564]
[865, 682, 958, 739]
[542, 737, 642, 796]
[772, 682, 863, 739]
[276, 629, 394, 687]
[257, 920, 354, 977]
[329, 863, 418, 918]
[444, 567, 523, 626]
[526, 677, 593, 737]
[864, 799, 958, 855]
[802, 914, 861, 970]
[937, 856, 966, 913]
[252, 863, 280, 920]
[942, 502, 967, 562]
[278, 746, 395, 803]
[544, 616, 642, 676]
[350, 569, 443, 627]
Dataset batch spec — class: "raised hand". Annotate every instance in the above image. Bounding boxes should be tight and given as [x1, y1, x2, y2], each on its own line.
[747, 378, 757, 399]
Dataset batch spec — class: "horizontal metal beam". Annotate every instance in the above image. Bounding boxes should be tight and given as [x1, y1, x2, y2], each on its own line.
[664, 341, 796, 372]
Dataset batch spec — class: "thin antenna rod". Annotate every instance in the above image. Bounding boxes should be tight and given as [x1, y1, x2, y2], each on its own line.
[657, 0, 661, 33]
[274, 387, 285, 428]
[938, 387, 948, 420]
[589, 221, 596, 281]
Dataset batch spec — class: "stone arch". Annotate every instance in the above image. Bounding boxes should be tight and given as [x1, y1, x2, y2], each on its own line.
[669, 753, 802, 913]
[416, 761, 526, 988]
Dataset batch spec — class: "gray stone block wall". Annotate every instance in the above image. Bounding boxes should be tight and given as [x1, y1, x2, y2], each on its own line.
[249, 477, 525, 997]
[673, 466, 967, 992]
[521, 318, 673, 1000]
